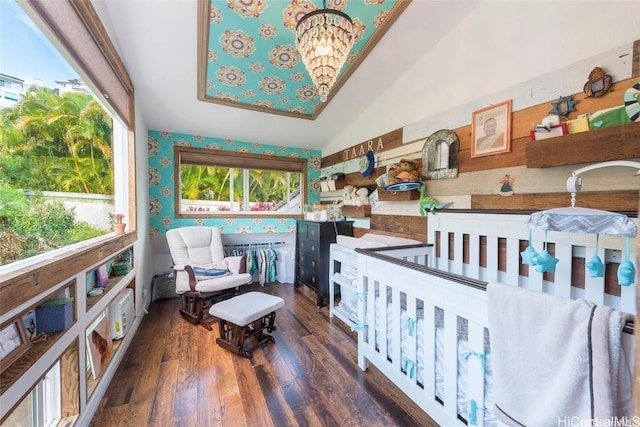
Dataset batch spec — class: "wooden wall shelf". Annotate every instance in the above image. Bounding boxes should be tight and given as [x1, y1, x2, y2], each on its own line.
[471, 190, 639, 211]
[342, 205, 371, 218]
[525, 121, 640, 168]
[377, 189, 420, 201]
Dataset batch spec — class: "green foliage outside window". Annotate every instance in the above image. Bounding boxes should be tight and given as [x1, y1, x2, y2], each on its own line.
[0, 183, 102, 264]
[180, 165, 300, 212]
[0, 86, 113, 194]
[0, 86, 111, 265]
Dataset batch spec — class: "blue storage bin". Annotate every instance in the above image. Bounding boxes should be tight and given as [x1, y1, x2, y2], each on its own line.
[35, 298, 74, 333]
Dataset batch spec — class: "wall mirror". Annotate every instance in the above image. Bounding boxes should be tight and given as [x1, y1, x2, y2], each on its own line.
[421, 129, 459, 180]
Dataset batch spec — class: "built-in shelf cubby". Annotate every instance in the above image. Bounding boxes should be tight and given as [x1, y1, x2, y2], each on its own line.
[1, 241, 139, 425]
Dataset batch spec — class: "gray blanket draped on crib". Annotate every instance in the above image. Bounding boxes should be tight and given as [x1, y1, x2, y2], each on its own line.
[487, 282, 632, 426]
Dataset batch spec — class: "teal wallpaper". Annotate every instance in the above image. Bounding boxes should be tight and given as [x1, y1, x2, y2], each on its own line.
[203, 0, 404, 118]
[147, 130, 321, 235]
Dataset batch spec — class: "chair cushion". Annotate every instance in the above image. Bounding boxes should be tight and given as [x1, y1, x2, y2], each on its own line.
[192, 261, 230, 280]
[210, 292, 284, 326]
[167, 226, 225, 265]
[195, 272, 252, 293]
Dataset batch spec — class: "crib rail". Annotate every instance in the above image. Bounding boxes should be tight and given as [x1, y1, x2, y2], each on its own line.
[428, 211, 637, 314]
[355, 211, 637, 427]
[357, 249, 490, 426]
[374, 243, 434, 267]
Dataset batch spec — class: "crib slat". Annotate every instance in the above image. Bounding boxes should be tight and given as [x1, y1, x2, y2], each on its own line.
[620, 277, 637, 314]
[452, 232, 464, 275]
[468, 233, 481, 280]
[526, 235, 545, 293]
[359, 273, 371, 370]
[391, 287, 401, 371]
[552, 242, 573, 299]
[584, 246, 605, 306]
[379, 281, 388, 363]
[406, 294, 418, 385]
[443, 310, 458, 416]
[422, 302, 436, 398]
[505, 237, 520, 286]
[440, 232, 450, 272]
[467, 321, 486, 427]
[485, 236, 499, 283]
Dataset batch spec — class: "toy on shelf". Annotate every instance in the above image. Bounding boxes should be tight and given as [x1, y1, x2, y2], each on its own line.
[388, 159, 420, 185]
[530, 114, 568, 141]
[339, 185, 369, 207]
[418, 183, 452, 216]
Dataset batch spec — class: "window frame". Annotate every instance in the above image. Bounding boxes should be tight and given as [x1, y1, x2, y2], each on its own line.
[0, 1, 136, 422]
[174, 145, 307, 218]
[0, 0, 136, 273]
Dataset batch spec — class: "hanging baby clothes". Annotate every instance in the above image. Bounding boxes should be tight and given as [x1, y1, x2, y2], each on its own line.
[258, 247, 267, 286]
[245, 247, 254, 275]
[267, 247, 277, 283]
[251, 248, 259, 275]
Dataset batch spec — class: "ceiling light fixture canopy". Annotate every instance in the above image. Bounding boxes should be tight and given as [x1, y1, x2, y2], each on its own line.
[295, 0, 354, 102]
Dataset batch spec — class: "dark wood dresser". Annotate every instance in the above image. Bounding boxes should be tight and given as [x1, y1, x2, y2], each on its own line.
[295, 220, 353, 307]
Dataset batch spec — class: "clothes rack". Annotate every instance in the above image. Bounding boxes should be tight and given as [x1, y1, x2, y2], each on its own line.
[223, 241, 285, 248]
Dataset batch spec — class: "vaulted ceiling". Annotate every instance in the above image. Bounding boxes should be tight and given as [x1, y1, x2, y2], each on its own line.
[197, 0, 409, 120]
[92, 0, 483, 150]
[91, 1, 640, 152]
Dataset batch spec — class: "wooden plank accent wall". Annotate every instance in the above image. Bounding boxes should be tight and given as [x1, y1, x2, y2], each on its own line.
[459, 78, 640, 173]
[353, 214, 427, 243]
[525, 121, 640, 168]
[369, 214, 427, 243]
[321, 66, 639, 299]
[471, 190, 639, 211]
[322, 128, 403, 168]
[323, 77, 639, 184]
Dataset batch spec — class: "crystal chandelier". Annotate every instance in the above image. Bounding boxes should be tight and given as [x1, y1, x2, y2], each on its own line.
[295, 1, 354, 102]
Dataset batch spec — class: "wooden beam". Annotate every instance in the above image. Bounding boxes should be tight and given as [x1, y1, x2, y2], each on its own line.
[370, 214, 427, 243]
[525, 121, 640, 168]
[471, 190, 639, 211]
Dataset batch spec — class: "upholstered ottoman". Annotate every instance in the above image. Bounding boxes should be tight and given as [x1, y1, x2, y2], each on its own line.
[209, 292, 285, 359]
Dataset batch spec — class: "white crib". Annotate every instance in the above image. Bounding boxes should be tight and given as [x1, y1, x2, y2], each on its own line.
[355, 211, 637, 426]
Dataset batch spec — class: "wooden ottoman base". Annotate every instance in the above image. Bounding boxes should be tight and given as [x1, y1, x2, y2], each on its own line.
[216, 312, 277, 359]
[210, 292, 285, 359]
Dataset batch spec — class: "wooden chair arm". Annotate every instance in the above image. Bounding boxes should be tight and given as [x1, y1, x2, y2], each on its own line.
[184, 265, 198, 292]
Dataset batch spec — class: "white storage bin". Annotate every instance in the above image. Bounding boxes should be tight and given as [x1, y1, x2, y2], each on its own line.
[275, 248, 295, 283]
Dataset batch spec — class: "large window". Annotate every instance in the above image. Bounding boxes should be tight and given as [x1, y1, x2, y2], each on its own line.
[175, 146, 306, 217]
[0, 1, 134, 424]
[0, 0, 132, 268]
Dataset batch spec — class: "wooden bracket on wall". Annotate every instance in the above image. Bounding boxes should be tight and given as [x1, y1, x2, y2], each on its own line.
[377, 189, 420, 201]
[342, 205, 371, 218]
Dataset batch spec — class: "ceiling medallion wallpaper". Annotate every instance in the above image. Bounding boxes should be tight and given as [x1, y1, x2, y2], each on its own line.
[197, 0, 410, 120]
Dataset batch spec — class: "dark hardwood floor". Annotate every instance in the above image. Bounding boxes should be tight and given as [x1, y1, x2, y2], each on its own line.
[90, 282, 438, 427]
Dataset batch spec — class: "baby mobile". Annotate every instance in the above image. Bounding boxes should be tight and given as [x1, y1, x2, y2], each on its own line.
[521, 162, 638, 285]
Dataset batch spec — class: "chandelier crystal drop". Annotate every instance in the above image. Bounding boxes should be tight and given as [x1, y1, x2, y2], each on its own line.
[295, 1, 354, 102]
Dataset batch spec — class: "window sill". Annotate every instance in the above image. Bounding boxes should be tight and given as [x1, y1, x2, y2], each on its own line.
[0, 231, 136, 316]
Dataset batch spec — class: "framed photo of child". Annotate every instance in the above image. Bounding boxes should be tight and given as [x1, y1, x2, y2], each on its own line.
[471, 100, 512, 158]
